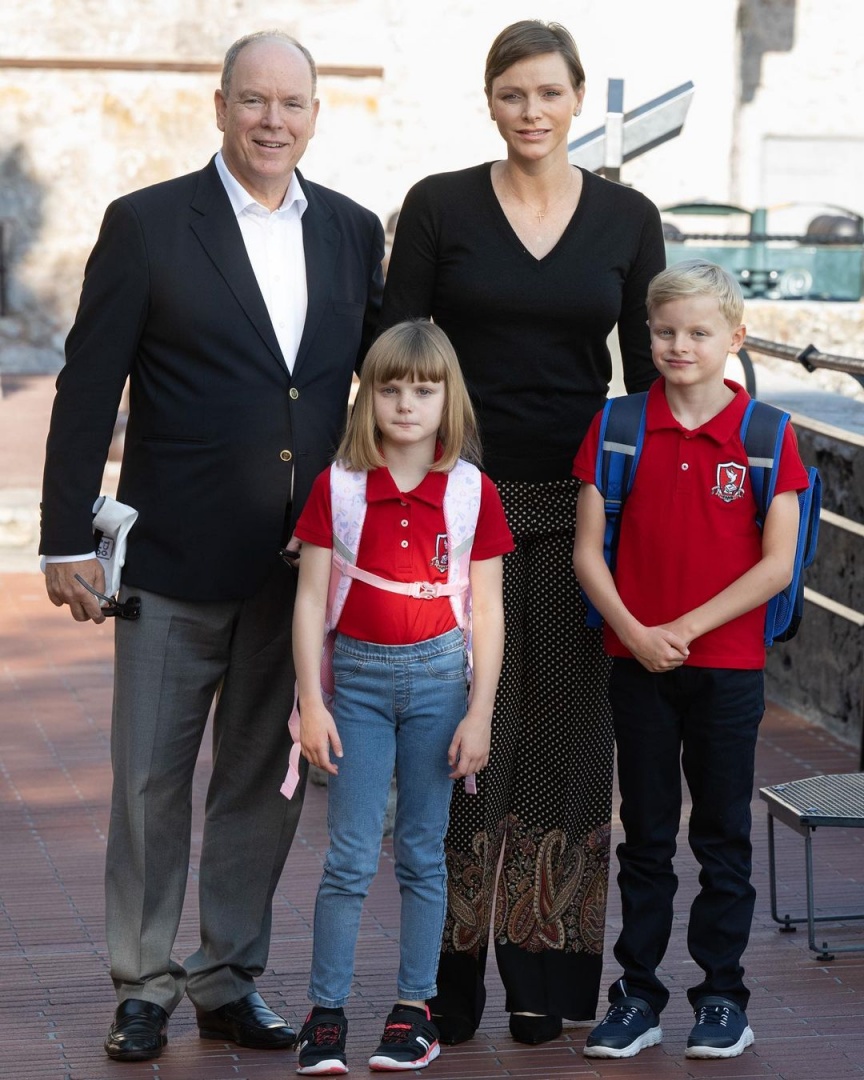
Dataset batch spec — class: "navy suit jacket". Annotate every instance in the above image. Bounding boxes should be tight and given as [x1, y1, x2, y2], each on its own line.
[41, 158, 384, 600]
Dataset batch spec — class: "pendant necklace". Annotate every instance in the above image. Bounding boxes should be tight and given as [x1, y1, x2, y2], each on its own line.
[504, 168, 574, 224]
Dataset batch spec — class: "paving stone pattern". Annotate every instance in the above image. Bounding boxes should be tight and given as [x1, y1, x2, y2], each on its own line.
[1, 375, 863, 1078]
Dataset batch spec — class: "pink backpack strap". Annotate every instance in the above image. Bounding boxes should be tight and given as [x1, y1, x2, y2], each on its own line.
[282, 460, 483, 800]
[442, 459, 481, 639]
[327, 464, 368, 632]
[442, 459, 482, 794]
[281, 701, 304, 800]
[343, 562, 463, 598]
[281, 465, 368, 800]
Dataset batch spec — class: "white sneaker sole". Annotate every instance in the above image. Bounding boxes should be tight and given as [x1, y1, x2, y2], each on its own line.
[583, 1025, 663, 1058]
[296, 1057, 349, 1075]
[369, 1041, 440, 1071]
[686, 1025, 754, 1059]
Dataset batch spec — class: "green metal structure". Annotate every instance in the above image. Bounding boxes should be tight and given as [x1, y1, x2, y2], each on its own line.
[662, 202, 864, 301]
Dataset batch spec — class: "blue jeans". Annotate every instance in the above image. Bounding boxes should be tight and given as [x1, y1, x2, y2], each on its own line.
[308, 628, 468, 1007]
[609, 660, 764, 1014]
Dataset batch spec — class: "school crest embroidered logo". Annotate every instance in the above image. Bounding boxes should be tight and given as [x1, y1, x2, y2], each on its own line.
[712, 462, 747, 503]
[431, 533, 449, 573]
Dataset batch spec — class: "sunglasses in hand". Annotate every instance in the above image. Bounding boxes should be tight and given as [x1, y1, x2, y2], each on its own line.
[74, 574, 141, 620]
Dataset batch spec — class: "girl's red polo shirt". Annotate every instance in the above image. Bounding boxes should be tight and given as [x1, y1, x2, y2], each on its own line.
[295, 463, 513, 645]
[573, 380, 810, 668]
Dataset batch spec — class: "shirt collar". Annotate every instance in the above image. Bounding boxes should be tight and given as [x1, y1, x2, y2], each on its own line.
[646, 378, 750, 444]
[214, 151, 308, 218]
[365, 447, 449, 507]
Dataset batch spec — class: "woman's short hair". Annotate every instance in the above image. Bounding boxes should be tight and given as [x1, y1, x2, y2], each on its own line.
[221, 30, 317, 97]
[484, 20, 585, 95]
[338, 320, 482, 472]
[646, 260, 745, 326]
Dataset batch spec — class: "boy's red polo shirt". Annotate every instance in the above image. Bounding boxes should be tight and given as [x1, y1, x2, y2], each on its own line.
[573, 380, 809, 668]
[295, 463, 513, 645]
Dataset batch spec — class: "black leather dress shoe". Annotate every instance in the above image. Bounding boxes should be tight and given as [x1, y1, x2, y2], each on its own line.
[104, 999, 169, 1060]
[196, 990, 296, 1048]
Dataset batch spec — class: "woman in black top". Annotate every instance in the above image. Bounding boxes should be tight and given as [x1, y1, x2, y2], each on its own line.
[380, 19, 665, 1045]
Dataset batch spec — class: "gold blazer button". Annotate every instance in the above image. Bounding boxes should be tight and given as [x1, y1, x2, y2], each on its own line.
[280, 450, 293, 462]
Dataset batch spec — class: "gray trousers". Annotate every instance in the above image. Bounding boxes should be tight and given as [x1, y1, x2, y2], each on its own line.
[106, 562, 306, 1013]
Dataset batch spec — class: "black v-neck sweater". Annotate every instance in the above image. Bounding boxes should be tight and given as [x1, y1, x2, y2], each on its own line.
[380, 163, 665, 482]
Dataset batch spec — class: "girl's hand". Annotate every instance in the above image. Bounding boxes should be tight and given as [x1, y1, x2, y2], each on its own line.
[299, 701, 343, 775]
[447, 711, 491, 779]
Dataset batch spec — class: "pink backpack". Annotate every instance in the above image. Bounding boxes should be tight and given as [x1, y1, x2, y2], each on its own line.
[281, 459, 482, 798]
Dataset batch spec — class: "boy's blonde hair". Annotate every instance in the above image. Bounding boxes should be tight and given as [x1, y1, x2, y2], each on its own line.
[647, 259, 745, 327]
[336, 320, 482, 472]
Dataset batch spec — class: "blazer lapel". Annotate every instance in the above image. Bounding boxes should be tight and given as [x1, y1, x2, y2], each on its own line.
[292, 172, 338, 379]
[189, 160, 285, 371]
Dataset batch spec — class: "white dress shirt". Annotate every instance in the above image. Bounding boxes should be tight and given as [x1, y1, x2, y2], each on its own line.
[214, 150, 308, 373]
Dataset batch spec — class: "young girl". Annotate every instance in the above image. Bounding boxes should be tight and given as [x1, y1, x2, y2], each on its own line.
[290, 320, 513, 1075]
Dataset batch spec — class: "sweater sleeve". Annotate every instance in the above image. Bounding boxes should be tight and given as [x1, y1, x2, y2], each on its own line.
[617, 196, 666, 394]
[379, 178, 438, 327]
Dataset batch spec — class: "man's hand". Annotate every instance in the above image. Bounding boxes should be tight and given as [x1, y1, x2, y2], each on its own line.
[45, 559, 108, 623]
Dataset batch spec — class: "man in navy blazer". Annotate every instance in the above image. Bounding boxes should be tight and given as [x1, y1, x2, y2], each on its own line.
[40, 31, 383, 1061]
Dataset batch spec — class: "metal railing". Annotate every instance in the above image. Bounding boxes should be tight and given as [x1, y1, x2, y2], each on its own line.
[743, 336, 864, 390]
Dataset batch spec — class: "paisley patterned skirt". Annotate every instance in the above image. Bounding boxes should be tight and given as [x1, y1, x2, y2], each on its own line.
[432, 478, 614, 1023]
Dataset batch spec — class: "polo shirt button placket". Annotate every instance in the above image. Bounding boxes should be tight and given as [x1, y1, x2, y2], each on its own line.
[395, 497, 413, 569]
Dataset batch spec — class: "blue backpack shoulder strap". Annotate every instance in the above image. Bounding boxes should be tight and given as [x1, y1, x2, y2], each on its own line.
[740, 399, 821, 646]
[595, 392, 649, 515]
[740, 398, 787, 527]
[583, 392, 648, 628]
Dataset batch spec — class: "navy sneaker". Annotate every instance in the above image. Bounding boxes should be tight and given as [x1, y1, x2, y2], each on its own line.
[368, 1004, 440, 1071]
[296, 1009, 348, 1075]
[686, 996, 754, 1059]
[583, 985, 662, 1059]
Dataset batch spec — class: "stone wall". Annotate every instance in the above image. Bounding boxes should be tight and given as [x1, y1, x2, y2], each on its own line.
[754, 297, 864, 755]
[4, 1, 863, 374]
[764, 420, 864, 754]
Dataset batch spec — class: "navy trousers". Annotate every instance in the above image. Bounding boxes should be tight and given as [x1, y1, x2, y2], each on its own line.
[608, 659, 764, 1014]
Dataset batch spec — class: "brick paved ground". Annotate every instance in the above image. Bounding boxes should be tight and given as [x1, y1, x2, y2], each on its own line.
[2, 571, 863, 1080]
[1, 376, 863, 1079]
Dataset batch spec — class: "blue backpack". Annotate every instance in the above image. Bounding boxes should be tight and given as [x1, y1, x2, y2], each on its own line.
[585, 392, 821, 646]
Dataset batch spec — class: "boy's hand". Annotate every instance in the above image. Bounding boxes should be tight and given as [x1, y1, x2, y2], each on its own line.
[448, 711, 491, 779]
[627, 624, 690, 673]
[299, 701, 343, 775]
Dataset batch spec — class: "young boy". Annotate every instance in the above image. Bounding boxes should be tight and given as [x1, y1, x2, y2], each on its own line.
[572, 260, 809, 1061]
